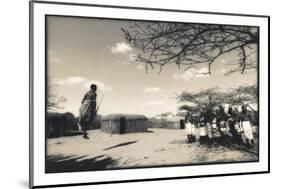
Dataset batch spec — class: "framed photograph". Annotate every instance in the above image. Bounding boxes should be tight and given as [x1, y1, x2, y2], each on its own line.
[29, 0, 270, 188]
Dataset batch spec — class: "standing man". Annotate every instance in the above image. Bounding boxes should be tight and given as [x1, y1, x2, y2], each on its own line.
[199, 106, 208, 145]
[79, 84, 97, 139]
[240, 104, 254, 148]
[216, 105, 231, 146]
[204, 107, 216, 147]
[228, 106, 243, 144]
[185, 112, 196, 143]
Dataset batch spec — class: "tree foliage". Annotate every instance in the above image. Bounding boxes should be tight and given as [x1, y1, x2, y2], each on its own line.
[177, 84, 258, 113]
[122, 22, 258, 74]
[224, 84, 258, 112]
[47, 77, 66, 112]
[157, 112, 174, 117]
[178, 87, 226, 109]
[224, 84, 258, 106]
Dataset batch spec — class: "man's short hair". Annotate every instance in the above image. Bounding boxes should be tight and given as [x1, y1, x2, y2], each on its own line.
[90, 84, 97, 91]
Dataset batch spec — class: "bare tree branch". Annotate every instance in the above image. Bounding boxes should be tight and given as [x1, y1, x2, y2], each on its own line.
[122, 22, 258, 74]
[47, 77, 67, 112]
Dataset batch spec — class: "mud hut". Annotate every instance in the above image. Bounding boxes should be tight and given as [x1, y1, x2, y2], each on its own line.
[86, 115, 102, 130]
[164, 116, 185, 129]
[46, 112, 79, 138]
[101, 114, 148, 134]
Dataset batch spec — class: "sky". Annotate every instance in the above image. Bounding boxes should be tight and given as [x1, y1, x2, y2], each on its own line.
[47, 16, 257, 118]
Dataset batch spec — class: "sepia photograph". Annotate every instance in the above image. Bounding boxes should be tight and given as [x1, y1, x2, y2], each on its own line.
[29, 1, 270, 187]
[45, 15, 260, 173]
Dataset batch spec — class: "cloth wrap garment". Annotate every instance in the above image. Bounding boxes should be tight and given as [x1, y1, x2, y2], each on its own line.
[199, 124, 207, 136]
[185, 123, 195, 135]
[241, 121, 254, 140]
[240, 110, 254, 140]
[219, 121, 229, 135]
[235, 122, 242, 133]
[207, 123, 213, 138]
[79, 90, 96, 124]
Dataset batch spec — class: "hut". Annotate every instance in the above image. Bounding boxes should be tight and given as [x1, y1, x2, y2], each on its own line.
[87, 115, 102, 130]
[101, 114, 148, 134]
[164, 116, 185, 129]
[147, 118, 166, 128]
[46, 112, 81, 138]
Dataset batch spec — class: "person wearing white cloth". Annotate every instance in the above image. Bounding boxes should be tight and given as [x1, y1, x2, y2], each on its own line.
[216, 105, 231, 147]
[184, 112, 196, 143]
[185, 118, 195, 143]
[211, 117, 221, 146]
[199, 107, 208, 145]
[231, 107, 243, 145]
[240, 104, 254, 148]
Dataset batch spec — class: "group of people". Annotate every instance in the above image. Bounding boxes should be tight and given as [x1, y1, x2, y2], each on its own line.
[79, 84, 257, 148]
[185, 104, 256, 149]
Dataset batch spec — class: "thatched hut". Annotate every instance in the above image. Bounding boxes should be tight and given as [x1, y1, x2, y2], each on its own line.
[101, 114, 148, 134]
[164, 116, 185, 129]
[86, 115, 102, 130]
[46, 112, 80, 138]
[147, 118, 166, 128]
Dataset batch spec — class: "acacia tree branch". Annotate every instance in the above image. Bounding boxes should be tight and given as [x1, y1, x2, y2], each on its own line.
[122, 22, 258, 74]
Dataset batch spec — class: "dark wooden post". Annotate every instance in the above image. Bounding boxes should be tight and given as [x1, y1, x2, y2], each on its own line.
[119, 117, 126, 134]
[180, 119, 185, 129]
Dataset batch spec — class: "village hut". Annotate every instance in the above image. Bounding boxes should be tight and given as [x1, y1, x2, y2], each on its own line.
[46, 112, 81, 138]
[164, 116, 185, 129]
[101, 114, 148, 134]
[86, 115, 102, 130]
[147, 118, 166, 128]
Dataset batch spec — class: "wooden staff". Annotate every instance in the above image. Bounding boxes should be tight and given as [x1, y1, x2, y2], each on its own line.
[95, 95, 104, 114]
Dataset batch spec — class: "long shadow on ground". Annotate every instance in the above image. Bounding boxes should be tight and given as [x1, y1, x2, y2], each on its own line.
[46, 154, 119, 173]
[103, 140, 138, 151]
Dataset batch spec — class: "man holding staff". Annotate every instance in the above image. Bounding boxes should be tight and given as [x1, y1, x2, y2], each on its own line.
[79, 84, 97, 139]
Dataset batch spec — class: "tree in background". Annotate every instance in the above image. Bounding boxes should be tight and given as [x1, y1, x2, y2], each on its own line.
[47, 77, 66, 112]
[225, 84, 258, 124]
[177, 88, 226, 111]
[178, 104, 201, 115]
[159, 112, 174, 117]
[177, 84, 258, 114]
[225, 84, 258, 108]
[122, 22, 258, 74]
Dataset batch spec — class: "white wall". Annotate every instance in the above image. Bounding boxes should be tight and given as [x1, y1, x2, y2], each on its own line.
[0, 0, 278, 188]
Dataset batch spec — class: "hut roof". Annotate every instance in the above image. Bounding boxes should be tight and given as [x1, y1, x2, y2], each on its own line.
[103, 114, 147, 121]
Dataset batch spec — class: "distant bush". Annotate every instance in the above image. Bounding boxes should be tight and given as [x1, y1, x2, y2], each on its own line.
[147, 118, 167, 128]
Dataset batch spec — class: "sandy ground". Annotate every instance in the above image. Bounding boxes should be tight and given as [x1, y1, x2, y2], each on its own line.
[46, 128, 258, 173]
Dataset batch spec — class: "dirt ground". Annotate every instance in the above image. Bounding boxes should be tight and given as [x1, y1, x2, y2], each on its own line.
[46, 128, 258, 173]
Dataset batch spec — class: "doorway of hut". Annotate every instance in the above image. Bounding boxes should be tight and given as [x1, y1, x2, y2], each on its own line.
[180, 119, 185, 129]
[119, 117, 126, 134]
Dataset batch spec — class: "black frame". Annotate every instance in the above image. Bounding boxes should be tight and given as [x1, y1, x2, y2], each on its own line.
[29, 0, 270, 188]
